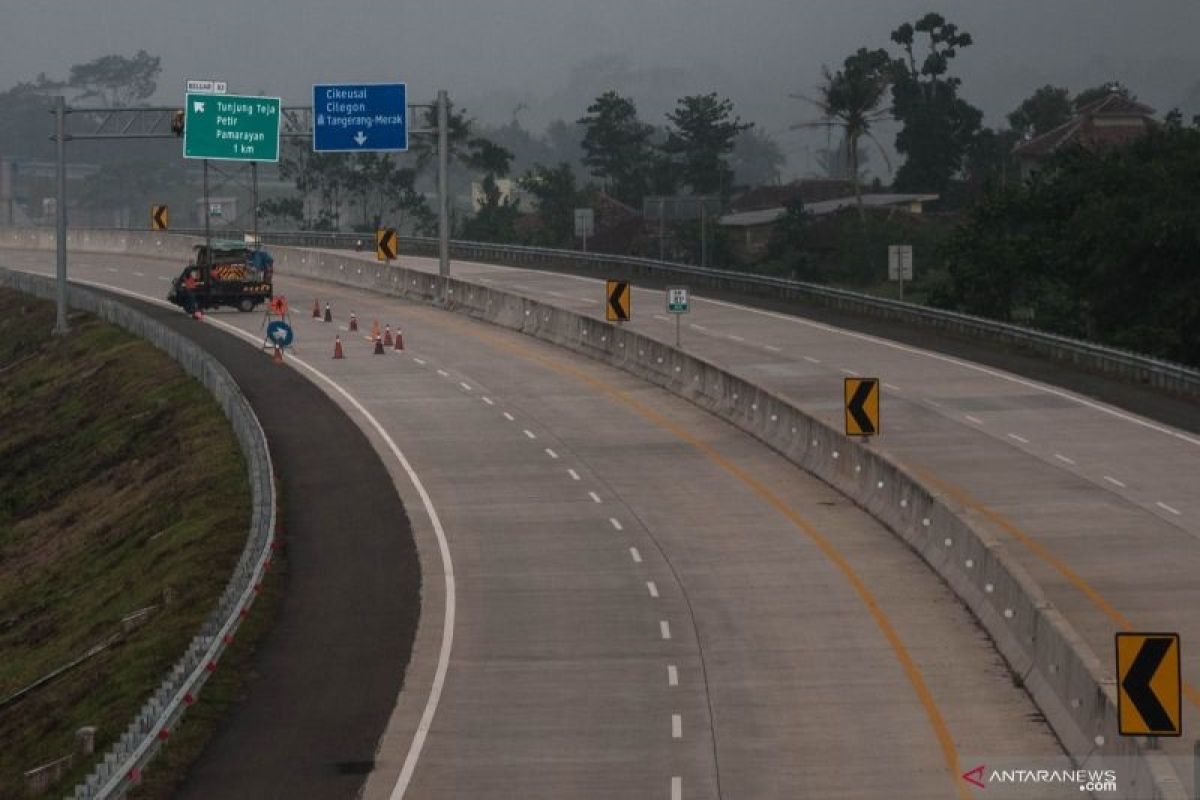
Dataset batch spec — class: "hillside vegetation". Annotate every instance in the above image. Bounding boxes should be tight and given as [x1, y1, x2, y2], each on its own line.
[0, 289, 250, 797]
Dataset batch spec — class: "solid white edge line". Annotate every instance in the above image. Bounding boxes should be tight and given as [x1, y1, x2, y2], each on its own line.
[55, 277, 455, 800]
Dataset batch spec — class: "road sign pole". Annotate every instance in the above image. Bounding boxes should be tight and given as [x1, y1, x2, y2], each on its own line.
[53, 95, 68, 335]
[675, 314, 681, 348]
[700, 202, 707, 269]
[251, 161, 259, 248]
[437, 89, 450, 297]
[1193, 739, 1198, 800]
[202, 159, 212, 258]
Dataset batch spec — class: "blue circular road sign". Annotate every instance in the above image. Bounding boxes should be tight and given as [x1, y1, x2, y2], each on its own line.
[267, 320, 294, 347]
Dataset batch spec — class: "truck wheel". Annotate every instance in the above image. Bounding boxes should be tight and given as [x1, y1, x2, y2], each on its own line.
[238, 298, 255, 312]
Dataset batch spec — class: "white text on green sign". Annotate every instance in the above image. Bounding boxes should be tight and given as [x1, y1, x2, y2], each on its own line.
[667, 287, 689, 314]
[184, 93, 281, 162]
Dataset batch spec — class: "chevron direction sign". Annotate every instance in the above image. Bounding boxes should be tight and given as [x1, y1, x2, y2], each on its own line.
[1116, 632, 1181, 736]
[844, 377, 880, 437]
[606, 280, 631, 322]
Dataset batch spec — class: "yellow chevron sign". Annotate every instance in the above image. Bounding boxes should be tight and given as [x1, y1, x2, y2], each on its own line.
[1117, 632, 1181, 736]
[844, 377, 880, 436]
[606, 280, 631, 322]
[151, 205, 168, 230]
[376, 228, 397, 261]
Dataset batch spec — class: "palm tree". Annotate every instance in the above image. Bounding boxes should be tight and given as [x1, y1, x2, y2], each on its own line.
[793, 48, 894, 216]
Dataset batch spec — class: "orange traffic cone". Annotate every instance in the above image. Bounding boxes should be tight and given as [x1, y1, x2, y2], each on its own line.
[393, 328, 404, 351]
[373, 336, 385, 355]
[370, 320, 381, 340]
[383, 325, 394, 347]
[333, 336, 345, 359]
[272, 345, 284, 364]
[349, 313, 358, 332]
[312, 298, 321, 318]
[323, 303, 332, 323]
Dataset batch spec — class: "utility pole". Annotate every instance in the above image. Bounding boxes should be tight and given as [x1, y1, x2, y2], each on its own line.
[53, 95, 68, 335]
[437, 89, 450, 296]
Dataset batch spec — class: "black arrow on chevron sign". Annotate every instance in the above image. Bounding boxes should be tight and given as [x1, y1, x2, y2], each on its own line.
[847, 379, 877, 435]
[1121, 636, 1175, 732]
[609, 282, 629, 321]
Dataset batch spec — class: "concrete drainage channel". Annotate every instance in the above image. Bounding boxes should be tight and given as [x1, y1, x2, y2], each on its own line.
[0, 267, 277, 800]
[0, 229, 1186, 798]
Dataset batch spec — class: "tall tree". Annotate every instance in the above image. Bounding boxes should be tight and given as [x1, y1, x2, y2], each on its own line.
[67, 50, 161, 107]
[795, 47, 892, 212]
[577, 91, 656, 206]
[520, 162, 583, 247]
[889, 13, 983, 193]
[730, 127, 786, 187]
[663, 92, 752, 197]
[1008, 85, 1072, 139]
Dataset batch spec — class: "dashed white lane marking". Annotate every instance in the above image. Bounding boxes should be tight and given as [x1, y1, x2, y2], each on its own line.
[523, 429, 537, 439]
[156, 275, 170, 281]
[1054, 453, 1076, 465]
[926, 399, 943, 408]
[659, 620, 671, 640]
[459, 382, 472, 391]
[630, 547, 642, 563]
[132, 271, 145, 277]
[105, 267, 118, 273]
[568, 468, 581, 481]
[883, 382, 901, 391]
[671, 776, 682, 800]
[667, 665, 678, 686]
[588, 491, 602, 503]
[727, 334, 745, 342]
[803, 355, 820, 364]
[654, 314, 670, 322]
[646, 581, 659, 598]
[609, 517, 623, 531]
[689, 323, 708, 331]
[503, 412, 515, 421]
[964, 415, 983, 425]
[436, 369, 450, 377]
[1157, 502, 1182, 516]
[544, 448, 559, 459]
[672, 714, 682, 739]
[1007, 433, 1030, 444]
[764, 344, 782, 352]
[481, 396, 494, 406]
[413, 357, 427, 365]
[1104, 475, 1127, 488]
[838, 367, 856, 376]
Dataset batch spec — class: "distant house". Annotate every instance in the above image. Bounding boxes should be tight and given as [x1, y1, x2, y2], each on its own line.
[718, 193, 938, 261]
[1013, 93, 1157, 179]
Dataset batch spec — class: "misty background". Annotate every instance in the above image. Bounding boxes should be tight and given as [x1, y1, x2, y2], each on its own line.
[3, 0, 1199, 180]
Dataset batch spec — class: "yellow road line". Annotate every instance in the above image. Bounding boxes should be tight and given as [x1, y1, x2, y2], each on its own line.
[427, 311, 973, 800]
[914, 466, 1200, 712]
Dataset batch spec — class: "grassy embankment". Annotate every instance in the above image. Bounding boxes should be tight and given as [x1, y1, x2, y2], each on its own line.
[0, 288, 270, 797]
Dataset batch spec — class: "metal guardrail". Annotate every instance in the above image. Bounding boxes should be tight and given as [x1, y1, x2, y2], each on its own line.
[40, 226, 1200, 396]
[0, 268, 277, 799]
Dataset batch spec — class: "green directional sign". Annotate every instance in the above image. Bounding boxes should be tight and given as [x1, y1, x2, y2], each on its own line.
[184, 93, 280, 162]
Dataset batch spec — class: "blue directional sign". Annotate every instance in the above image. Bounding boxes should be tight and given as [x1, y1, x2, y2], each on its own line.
[312, 83, 408, 153]
[266, 320, 294, 347]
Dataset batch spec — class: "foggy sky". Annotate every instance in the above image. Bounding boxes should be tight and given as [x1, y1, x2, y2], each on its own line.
[4, 0, 1199, 179]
